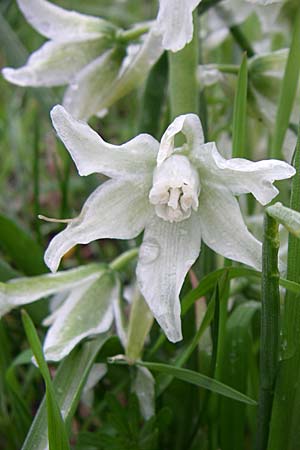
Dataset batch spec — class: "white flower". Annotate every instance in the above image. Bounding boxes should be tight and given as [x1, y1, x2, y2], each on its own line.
[44, 105, 295, 343]
[2, 0, 163, 121]
[0, 264, 124, 361]
[154, 0, 202, 52]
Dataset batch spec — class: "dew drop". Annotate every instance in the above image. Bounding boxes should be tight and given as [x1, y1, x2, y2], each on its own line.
[140, 239, 160, 264]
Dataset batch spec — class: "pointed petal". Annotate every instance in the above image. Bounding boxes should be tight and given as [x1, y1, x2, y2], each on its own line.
[136, 213, 201, 343]
[155, 0, 200, 52]
[62, 49, 123, 121]
[43, 273, 118, 361]
[133, 367, 155, 420]
[0, 264, 103, 317]
[51, 105, 158, 178]
[158, 113, 204, 166]
[199, 183, 262, 270]
[2, 39, 106, 87]
[83, 30, 163, 116]
[45, 178, 152, 272]
[16, 0, 114, 40]
[192, 142, 295, 205]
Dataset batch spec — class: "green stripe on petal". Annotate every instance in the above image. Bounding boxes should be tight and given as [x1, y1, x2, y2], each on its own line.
[43, 273, 118, 361]
[45, 178, 152, 272]
[0, 264, 104, 317]
[3, 39, 107, 87]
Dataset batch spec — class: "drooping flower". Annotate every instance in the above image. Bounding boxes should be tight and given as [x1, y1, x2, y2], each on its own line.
[44, 105, 295, 343]
[2, 0, 163, 121]
[0, 264, 124, 361]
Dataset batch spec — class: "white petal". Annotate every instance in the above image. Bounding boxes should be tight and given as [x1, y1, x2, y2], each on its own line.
[192, 142, 295, 205]
[136, 213, 201, 343]
[45, 178, 152, 272]
[112, 285, 128, 349]
[2, 39, 106, 87]
[199, 183, 262, 270]
[82, 30, 163, 116]
[155, 0, 201, 52]
[158, 114, 204, 166]
[43, 273, 118, 361]
[0, 264, 103, 317]
[16, 0, 114, 40]
[51, 105, 158, 178]
[133, 367, 155, 420]
[63, 49, 123, 120]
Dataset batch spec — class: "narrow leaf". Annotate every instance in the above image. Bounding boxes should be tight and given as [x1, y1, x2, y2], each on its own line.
[21, 335, 109, 450]
[232, 53, 248, 158]
[271, 10, 300, 159]
[21, 310, 70, 450]
[137, 362, 257, 406]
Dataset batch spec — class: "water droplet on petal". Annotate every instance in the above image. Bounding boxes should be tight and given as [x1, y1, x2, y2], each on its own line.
[140, 239, 160, 264]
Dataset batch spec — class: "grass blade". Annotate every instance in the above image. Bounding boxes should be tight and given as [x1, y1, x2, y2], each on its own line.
[137, 361, 257, 406]
[268, 123, 300, 449]
[21, 334, 109, 450]
[271, 10, 300, 159]
[220, 301, 260, 450]
[232, 53, 248, 158]
[21, 310, 70, 450]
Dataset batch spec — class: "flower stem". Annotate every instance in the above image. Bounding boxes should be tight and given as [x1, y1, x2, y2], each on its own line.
[126, 288, 153, 361]
[255, 213, 280, 450]
[117, 25, 149, 43]
[230, 26, 255, 57]
[268, 123, 300, 449]
[109, 248, 138, 271]
[168, 11, 199, 118]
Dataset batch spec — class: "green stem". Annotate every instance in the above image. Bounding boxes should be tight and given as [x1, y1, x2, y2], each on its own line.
[109, 248, 138, 272]
[255, 214, 280, 450]
[268, 123, 300, 450]
[126, 288, 153, 361]
[32, 105, 41, 243]
[217, 64, 240, 75]
[117, 25, 149, 43]
[230, 26, 255, 57]
[168, 11, 199, 118]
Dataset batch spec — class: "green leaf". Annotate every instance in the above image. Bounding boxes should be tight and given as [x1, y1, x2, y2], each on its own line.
[220, 301, 260, 450]
[21, 310, 71, 450]
[43, 272, 118, 361]
[271, 9, 300, 159]
[268, 123, 300, 449]
[21, 333, 110, 450]
[137, 362, 257, 406]
[232, 53, 248, 158]
[0, 213, 46, 276]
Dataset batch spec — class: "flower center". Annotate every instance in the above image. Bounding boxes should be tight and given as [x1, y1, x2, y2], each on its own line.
[149, 155, 200, 223]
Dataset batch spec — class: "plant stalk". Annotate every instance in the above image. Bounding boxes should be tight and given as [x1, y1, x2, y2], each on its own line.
[255, 213, 280, 450]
